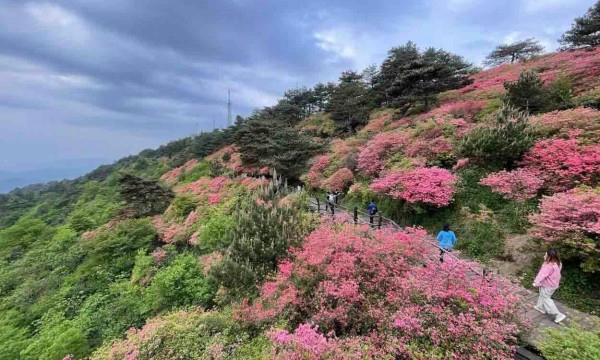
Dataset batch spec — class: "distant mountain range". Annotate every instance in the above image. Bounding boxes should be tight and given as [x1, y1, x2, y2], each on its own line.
[0, 158, 111, 193]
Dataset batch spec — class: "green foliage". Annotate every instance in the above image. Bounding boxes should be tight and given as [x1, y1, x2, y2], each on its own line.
[210, 181, 315, 299]
[0, 217, 55, 262]
[66, 181, 121, 233]
[75, 218, 156, 294]
[538, 326, 600, 360]
[198, 214, 235, 253]
[504, 70, 547, 113]
[326, 71, 371, 133]
[547, 75, 575, 110]
[458, 105, 535, 169]
[169, 194, 197, 219]
[382, 42, 473, 110]
[560, 1, 600, 50]
[90, 309, 269, 360]
[147, 253, 216, 312]
[119, 173, 174, 218]
[178, 161, 211, 184]
[455, 218, 505, 261]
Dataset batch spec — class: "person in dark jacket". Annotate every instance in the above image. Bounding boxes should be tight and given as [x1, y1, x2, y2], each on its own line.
[367, 200, 378, 225]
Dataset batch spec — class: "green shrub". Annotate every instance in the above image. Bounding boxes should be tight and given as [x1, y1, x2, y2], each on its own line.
[178, 161, 211, 184]
[455, 219, 505, 261]
[538, 326, 600, 360]
[146, 253, 215, 312]
[169, 194, 197, 219]
[198, 214, 235, 253]
[210, 181, 316, 300]
[90, 309, 264, 360]
[458, 105, 535, 169]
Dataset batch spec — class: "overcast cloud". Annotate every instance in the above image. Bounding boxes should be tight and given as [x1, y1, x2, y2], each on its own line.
[0, 0, 594, 190]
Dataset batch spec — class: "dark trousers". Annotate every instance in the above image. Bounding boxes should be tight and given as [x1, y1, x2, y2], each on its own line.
[439, 248, 452, 263]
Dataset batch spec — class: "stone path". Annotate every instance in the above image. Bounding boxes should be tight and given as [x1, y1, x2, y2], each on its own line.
[309, 198, 599, 352]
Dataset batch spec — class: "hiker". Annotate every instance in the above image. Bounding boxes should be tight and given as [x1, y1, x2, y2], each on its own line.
[334, 189, 341, 205]
[367, 199, 378, 225]
[533, 248, 566, 323]
[327, 191, 337, 215]
[436, 224, 457, 263]
[325, 191, 331, 211]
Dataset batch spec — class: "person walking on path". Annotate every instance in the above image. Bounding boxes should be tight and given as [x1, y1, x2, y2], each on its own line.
[327, 191, 337, 215]
[334, 189, 341, 205]
[533, 248, 566, 324]
[367, 200, 378, 225]
[437, 224, 457, 263]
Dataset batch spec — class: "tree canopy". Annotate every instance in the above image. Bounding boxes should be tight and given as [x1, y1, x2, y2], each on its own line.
[560, 0, 600, 49]
[381, 43, 473, 110]
[484, 38, 544, 66]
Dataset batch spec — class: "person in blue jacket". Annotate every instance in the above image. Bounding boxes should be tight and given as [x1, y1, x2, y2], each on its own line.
[437, 223, 457, 262]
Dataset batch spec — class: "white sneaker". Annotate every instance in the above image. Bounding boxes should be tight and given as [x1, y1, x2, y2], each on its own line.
[554, 313, 566, 323]
[533, 305, 546, 314]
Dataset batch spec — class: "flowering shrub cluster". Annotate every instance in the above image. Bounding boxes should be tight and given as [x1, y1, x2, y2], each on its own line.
[479, 169, 544, 201]
[160, 159, 199, 184]
[322, 168, 354, 191]
[206, 144, 270, 175]
[529, 189, 600, 272]
[357, 132, 409, 176]
[237, 223, 526, 359]
[442, 47, 600, 102]
[370, 167, 457, 207]
[531, 107, 600, 141]
[418, 100, 487, 121]
[520, 137, 600, 192]
[404, 136, 453, 160]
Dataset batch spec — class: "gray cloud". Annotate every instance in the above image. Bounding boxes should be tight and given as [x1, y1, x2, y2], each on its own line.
[0, 0, 595, 183]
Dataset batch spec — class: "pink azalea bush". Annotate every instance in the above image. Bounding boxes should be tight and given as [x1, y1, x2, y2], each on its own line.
[370, 167, 457, 207]
[404, 136, 453, 160]
[237, 223, 526, 359]
[418, 100, 487, 121]
[444, 47, 600, 101]
[323, 168, 354, 191]
[160, 159, 199, 184]
[357, 132, 409, 176]
[530, 107, 600, 141]
[479, 169, 544, 201]
[520, 137, 600, 192]
[529, 189, 600, 271]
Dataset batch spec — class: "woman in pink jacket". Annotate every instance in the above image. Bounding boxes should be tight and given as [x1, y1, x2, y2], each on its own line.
[533, 248, 566, 323]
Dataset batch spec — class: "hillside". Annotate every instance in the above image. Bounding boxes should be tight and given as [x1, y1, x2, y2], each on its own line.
[1, 45, 600, 359]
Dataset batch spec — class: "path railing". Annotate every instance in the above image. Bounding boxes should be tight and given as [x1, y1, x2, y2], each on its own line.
[309, 195, 488, 278]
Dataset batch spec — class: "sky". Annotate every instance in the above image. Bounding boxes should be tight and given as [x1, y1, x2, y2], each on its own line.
[0, 0, 595, 191]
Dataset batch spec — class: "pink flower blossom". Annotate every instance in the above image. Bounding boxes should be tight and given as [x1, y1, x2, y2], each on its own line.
[357, 132, 409, 176]
[208, 193, 221, 204]
[151, 248, 168, 262]
[479, 169, 543, 201]
[370, 167, 457, 207]
[323, 168, 354, 191]
[529, 189, 600, 264]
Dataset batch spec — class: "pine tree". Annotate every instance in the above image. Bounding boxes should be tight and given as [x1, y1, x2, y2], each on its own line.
[503, 70, 547, 113]
[458, 106, 535, 169]
[560, 0, 600, 49]
[382, 44, 472, 110]
[119, 174, 174, 218]
[484, 38, 544, 66]
[237, 113, 322, 179]
[326, 71, 371, 134]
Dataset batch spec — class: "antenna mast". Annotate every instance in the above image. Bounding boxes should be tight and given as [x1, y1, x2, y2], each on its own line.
[227, 89, 232, 127]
